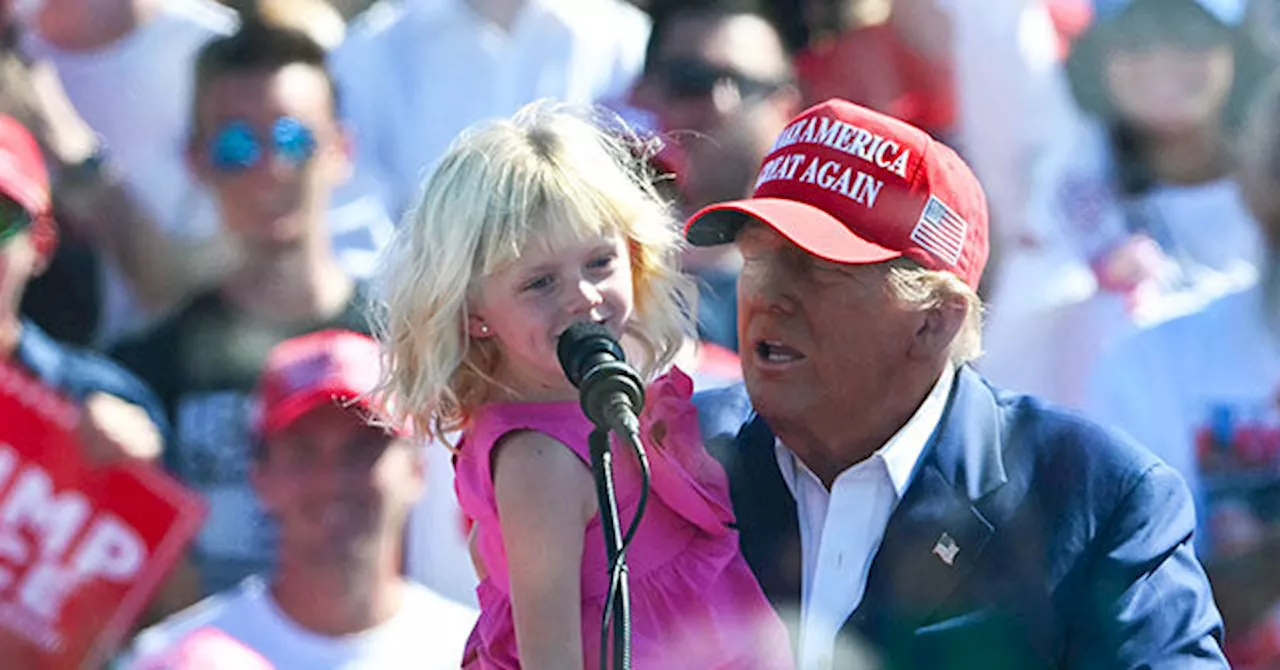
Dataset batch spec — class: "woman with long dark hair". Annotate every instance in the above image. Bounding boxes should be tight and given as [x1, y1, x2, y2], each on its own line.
[982, 0, 1274, 407]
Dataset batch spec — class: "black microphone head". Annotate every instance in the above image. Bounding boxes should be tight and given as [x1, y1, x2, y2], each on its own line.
[557, 321, 626, 387]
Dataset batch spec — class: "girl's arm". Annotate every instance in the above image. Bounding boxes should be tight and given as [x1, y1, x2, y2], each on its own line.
[493, 430, 598, 670]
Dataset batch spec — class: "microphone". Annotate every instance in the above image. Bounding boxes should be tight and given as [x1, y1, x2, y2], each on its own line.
[556, 322, 645, 435]
[558, 322, 649, 670]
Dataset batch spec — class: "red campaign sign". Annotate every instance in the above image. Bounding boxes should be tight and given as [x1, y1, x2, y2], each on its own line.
[0, 361, 206, 669]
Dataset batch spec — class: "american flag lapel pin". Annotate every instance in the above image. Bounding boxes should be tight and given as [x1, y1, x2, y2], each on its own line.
[932, 532, 960, 566]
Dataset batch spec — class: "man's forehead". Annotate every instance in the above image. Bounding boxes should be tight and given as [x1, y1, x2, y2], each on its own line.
[659, 13, 788, 79]
[200, 65, 333, 121]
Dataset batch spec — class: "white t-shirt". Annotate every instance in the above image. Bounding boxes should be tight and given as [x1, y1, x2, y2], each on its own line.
[124, 576, 478, 669]
[331, 0, 651, 219]
[22, 3, 396, 343]
[1085, 281, 1280, 558]
[980, 118, 1261, 408]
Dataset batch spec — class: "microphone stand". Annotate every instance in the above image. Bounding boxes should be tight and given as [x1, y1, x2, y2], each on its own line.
[588, 426, 631, 670]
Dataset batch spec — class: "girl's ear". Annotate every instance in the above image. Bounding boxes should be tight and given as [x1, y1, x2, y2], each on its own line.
[467, 315, 493, 339]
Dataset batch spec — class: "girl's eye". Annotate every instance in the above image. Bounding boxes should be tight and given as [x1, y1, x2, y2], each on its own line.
[587, 254, 616, 271]
[522, 275, 555, 292]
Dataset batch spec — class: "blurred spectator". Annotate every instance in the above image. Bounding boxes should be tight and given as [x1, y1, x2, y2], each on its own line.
[939, 0, 1084, 299]
[631, 2, 800, 351]
[0, 111, 204, 636]
[331, 0, 652, 221]
[0, 6, 103, 347]
[124, 330, 477, 668]
[109, 22, 374, 598]
[0, 112, 165, 477]
[793, 0, 956, 139]
[18, 0, 395, 345]
[981, 0, 1274, 407]
[17, 0, 237, 343]
[1085, 72, 1280, 669]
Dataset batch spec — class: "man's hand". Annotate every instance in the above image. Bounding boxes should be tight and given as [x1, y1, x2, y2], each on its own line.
[76, 392, 163, 467]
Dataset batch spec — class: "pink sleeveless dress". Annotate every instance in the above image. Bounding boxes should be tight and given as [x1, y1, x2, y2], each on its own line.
[454, 367, 794, 669]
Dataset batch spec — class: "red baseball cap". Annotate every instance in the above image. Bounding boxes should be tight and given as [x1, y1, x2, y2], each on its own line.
[684, 98, 989, 289]
[0, 115, 53, 226]
[255, 329, 401, 439]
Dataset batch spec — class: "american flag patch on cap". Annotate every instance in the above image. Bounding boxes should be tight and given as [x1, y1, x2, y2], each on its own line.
[910, 195, 968, 266]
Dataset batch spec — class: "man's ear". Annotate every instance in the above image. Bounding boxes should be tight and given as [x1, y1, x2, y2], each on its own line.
[326, 123, 354, 185]
[909, 297, 966, 361]
[29, 224, 56, 274]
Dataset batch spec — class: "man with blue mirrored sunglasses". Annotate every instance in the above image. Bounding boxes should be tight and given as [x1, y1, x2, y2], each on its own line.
[110, 21, 377, 608]
[206, 117, 318, 174]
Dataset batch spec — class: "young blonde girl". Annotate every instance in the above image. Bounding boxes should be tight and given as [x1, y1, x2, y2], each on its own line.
[374, 101, 792, 670]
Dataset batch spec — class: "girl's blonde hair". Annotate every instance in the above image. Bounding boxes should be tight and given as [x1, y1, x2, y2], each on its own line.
[372, 100, 696, 442]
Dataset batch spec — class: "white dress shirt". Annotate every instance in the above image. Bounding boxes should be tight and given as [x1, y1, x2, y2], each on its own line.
[775, 364, 957, 670]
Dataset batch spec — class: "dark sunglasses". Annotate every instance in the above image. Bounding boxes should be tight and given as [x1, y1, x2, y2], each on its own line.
[649, 58, 785, 101]
[0, 197, 32, 247]
[207, 116, 317, 174]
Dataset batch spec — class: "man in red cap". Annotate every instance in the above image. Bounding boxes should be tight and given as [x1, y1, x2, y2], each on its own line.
[0, 111, 167, 469]
[125, 329, 476, 668]
[690, 98, 1227, 668]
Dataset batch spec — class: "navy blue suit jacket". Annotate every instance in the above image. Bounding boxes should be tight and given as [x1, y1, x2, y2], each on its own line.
[695, 366, 1227, 669]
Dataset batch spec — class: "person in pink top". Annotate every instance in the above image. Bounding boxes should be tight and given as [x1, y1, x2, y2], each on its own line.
[373, 100, 794, 669]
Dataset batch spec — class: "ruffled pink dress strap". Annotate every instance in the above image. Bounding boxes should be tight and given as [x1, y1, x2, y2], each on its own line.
[637, 367, 737, 537]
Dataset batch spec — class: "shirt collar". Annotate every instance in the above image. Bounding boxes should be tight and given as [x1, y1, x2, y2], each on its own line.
[12, 319, 60, 383]
[774, 362, 957, 497]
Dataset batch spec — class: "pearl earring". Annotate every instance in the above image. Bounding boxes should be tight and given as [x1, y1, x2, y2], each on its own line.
[479, 324, 490, 335]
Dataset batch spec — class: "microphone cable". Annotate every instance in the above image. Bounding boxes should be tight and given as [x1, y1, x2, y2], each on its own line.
[598, 426, 650, 670]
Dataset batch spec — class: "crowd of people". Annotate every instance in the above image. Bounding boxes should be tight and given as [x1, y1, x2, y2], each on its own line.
[2, 0, 1280, 667]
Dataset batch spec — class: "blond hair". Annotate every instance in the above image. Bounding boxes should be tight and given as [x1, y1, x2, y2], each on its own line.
[372, 101, 696, 441]
[885, 258, 985, 364]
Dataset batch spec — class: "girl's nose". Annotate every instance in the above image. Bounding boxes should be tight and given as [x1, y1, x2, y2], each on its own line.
[568, 278, 605, 316]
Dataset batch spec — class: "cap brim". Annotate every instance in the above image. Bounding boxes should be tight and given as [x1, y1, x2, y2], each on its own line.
[684, 198, 903, 265]
[260, 388, 401, 440]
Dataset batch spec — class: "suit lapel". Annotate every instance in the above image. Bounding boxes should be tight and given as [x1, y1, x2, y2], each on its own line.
[850, 367, 1008, 638]
[730, 415, 804, 614]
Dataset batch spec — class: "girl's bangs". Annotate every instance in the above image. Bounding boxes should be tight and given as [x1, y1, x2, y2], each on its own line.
[474, 170, 629, 278]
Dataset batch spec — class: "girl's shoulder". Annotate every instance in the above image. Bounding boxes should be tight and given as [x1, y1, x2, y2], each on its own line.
[459, 398, 595, 466]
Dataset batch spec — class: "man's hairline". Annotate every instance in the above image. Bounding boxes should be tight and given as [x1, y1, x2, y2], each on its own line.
[192, 61, 340, 141]
[655, 11, 793, 85]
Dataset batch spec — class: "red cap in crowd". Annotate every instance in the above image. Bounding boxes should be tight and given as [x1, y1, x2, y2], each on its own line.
[684, 98, 989, 290]
[0, 115, 57, 250]
[255, 330, 401, 440]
